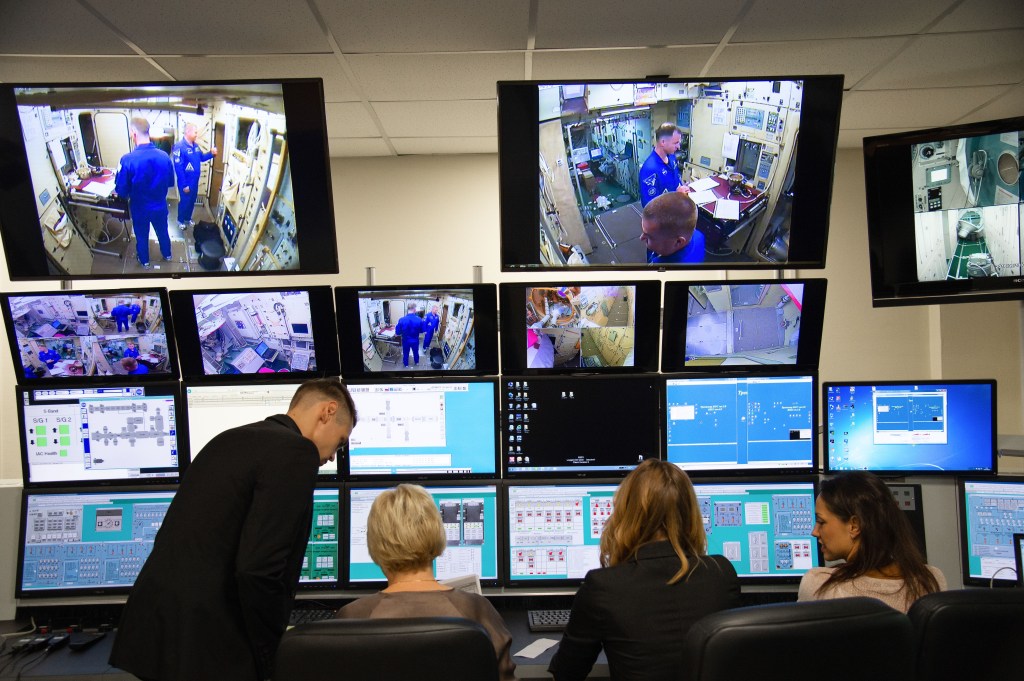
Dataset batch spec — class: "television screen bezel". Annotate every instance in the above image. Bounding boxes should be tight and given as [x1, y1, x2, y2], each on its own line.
[0, 77, 338, 280]
[862, 116, 1024, 307]
[957, 476, 1024, 588]
[497, 74, 844, 272]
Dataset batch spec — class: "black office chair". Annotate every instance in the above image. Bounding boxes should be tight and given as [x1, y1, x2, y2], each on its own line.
[683, 597, 914, 681]
[908, 588, 1024, 680]
[272, 617, 500, 681]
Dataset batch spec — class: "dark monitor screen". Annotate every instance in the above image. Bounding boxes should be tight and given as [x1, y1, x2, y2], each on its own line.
[664, 374, 817, 474]
[299, 486, 341, 590]
[958, 478, 1024, 586]
[502, 375, 661, 477]
[823, 380, 997, 475]
[346, 482, 501, 587]
[1, 288, 178, 383]
[661, 278, 827, 371]
[344, 379, 499, 479]
[17, 382, 182, 487]
[1014, 532, 1024, 587]
[16, 487, 176, 598]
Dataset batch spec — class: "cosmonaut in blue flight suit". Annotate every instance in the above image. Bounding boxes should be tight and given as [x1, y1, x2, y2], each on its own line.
[111, 303, 133, 332]
[422, 305, 440, 351]
[638, 123, 687, 208]
[37, 347, 61, 369]
[395, 304, 425, 367]
[172, 123, 217, 227]
[115, 118, 174, 268]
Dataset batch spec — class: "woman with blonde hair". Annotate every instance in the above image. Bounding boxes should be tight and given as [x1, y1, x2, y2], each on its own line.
[548, 459, 740, 680]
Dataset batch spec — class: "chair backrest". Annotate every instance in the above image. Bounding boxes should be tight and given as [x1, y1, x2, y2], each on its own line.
[683, 597, 914, 681]
[908, 588, 1024, 681]
[272, 616, 500, 681]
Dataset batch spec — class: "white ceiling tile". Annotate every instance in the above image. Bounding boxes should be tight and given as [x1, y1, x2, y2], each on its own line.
[535, 0, 746, 48]
[328, 137, 392, 157]
[371, 100, 497, 137]
[0, 57, 170, 83]
[710, 38, 906, 84]
[391, 137, 498, 155]
[314, 0, 530, 53]
[841, 86, 1009, 129]
[733, 0, 957, 41]
[325, 102, 381, 138]
[347, 53, 523, 101]
[531, 47, 716, 80]
[156, 55, 361, 102]
[929, 0, 1024, 33]
[957, 84, 1024, 123]
[0, 0, 134, 54]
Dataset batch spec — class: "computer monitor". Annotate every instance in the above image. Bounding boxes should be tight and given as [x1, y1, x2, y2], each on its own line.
[299, 486, 341, 590]
[16, 487, 176, 598]
[958, 477, 1024, 586]
[345, 482, 501, 588]
[16, 382, 182, 487]
[344, 378, 499, 479]
[664, 374, 817, 475]
[823, 380, 997, 475]
[1013, 533, 1024, 588]
[504, 481, 619, 587]
[502, 375, 661, 478]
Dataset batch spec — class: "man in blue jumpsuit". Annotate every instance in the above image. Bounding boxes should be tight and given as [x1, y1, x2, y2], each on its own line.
[638, 123, 689, 207]
[38, 346, 61, 369]
[123, 341, 140, 360]
[115, 118, 174, 269]
[640, 192, 705, 264]
[129, 302, 142, 324]
[422, 304, 440, 351]
[111, 302, 133, 332]
[172, 123, 218, 229]
[395, 303, 425, 367]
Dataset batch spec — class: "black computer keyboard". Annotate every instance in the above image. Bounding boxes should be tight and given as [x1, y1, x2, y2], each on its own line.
[288, 608, 335, 626]
[527, 608, 572, 632]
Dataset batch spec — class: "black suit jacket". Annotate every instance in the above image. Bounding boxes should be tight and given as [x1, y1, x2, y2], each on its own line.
[109, 415, 320, 681]
[548, 542, 741, 681]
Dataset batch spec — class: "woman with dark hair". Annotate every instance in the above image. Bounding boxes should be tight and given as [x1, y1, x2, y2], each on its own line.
[548, 459, 741, 681]
[798, 471, 945, 612]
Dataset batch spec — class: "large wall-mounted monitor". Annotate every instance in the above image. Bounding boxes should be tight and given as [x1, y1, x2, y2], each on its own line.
[661, 279, 827, 372]
[17, 382, 182, 487]
[823, 380, 997, 475]
[0, 78, 337, 280]
[169, 286, 339, 380]
[299, 486, 341, 591]
[664, 374, 817, 475]
[498, 75, 843, 270]
[344, 378, 499, 480]
[346, 482, 502, 588]
[863, 116, 1023, 306]
[1, 288, 177, 383]
[502, 375, 661, 478]
[498, 281, 661, 374]
[335, 284, 498, 377]
[16, 487, 176, 598]
[958, 477, 1024, 587]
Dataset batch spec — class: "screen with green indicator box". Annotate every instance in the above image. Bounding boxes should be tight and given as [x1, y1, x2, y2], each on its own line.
[300, 487, 340, 585]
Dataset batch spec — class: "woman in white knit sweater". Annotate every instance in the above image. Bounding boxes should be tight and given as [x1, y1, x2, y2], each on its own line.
[798, 471, 945, 613]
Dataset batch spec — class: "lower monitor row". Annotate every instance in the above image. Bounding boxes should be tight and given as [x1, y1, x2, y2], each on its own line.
[16, 477, 1024, 599]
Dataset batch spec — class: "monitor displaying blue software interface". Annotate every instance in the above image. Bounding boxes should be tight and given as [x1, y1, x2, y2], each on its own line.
[345, 380, 498, 478]
[664, 375, 816, 473]
[347, 483, 500, 585]
[824, 380, 996, 474]
[17, 489, 175, 597]
[958, 478, 1024, 586]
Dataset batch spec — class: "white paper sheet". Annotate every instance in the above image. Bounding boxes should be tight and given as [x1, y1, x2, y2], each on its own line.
[514, 638, 560, 659]
[689, 189, 718, 205]
[688, 176, 719, 192]
[721, 133, 740, 160]
[714, 199, 740, 220]
[82, 181, 115, 198]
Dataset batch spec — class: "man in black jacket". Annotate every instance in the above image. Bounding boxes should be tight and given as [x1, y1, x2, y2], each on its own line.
[110, 378, 357, 681]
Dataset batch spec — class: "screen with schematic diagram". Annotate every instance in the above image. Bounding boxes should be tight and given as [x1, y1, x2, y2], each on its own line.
[693, 480, 819, 581]
[16, 489, 175, 597]
[345, 483, 500, 586]
[498, 76, 842, 270]
[504, 482, 618, 586]
[16, 383, 182, 486]
[958, 478, 1024, 586]
[298, 487, 341, 588]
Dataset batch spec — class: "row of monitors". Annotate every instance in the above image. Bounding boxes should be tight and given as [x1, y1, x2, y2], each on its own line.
[15, 375, 998, 488]
[17, 477, 1024, 601]
[0, 279, 828, 384]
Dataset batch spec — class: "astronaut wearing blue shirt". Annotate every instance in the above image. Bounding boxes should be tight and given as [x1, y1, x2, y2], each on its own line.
[38, 347, 61, 369]
[115, 118, 174, 269]
[111, 303, 133, 332]
[395, 303, 425, 367]
[172, 123, 218, 228]
[422, 305, 441, 351]
[129, 303, 142, 324]
[123, 341, 140, 359]
[639, 123, 687, 208]
[640, 192, 705, 265]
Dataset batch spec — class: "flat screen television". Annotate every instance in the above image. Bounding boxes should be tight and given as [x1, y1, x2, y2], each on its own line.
[16, 487, 176, 598]
[661, 278, 827, 371]
[169, 285, 340, 380]
[502, 375, 661, 478]
[345, 481, 502, 588]
[664, 374, 817, 475]
[16, 382, 182, 487]
[863, 116, 1024, 306]
[823, 380, 997, 475]
[344, 378, 499, 480]
[334, 284, 498, 377]
[498, 281, 661, 374]
[498, 75, 843, 270]
[299, 486, 342, 591]
[958, 477, 1024, 586]
[1, 287, 177, 383]
[0, 78, 337, 279]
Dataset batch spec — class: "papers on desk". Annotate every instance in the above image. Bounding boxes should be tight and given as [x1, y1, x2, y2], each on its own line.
[514, 638, 559, 659]
[688, 176, 719, 192]
[714, 199, 741, 220]
[81, 181, 115, 198]
[689, 189, 719, 206]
